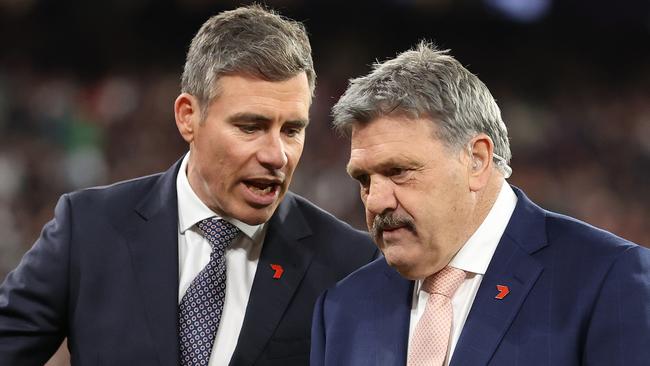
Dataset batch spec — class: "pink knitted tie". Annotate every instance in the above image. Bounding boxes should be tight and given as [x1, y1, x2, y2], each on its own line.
[407, 266, 466, 366]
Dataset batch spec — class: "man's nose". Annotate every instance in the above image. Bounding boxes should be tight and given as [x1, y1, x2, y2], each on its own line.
[364, 176, 398, 215]
[258, 132, 288, 169]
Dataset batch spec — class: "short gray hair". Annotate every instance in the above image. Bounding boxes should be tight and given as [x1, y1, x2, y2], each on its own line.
[181, 4, 316, 116]
[332, 41, 511, 174]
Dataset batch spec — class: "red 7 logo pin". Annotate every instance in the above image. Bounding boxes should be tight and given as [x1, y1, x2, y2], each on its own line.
[495, 285, 509, 299]
[270, 264, 284, 279]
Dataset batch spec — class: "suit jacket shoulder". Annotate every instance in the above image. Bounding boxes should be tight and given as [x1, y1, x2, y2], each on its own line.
[67, 166, 176, 223]
[544, 209, 638, 254]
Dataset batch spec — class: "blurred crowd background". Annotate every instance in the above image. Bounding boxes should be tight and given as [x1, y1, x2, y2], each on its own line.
[1, 0, 649, 364]
[2, 0, 650, 292]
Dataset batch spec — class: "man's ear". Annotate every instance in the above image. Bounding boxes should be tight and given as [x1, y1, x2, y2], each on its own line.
[467, 133, 494, 191]
[174, 93, 201, 143]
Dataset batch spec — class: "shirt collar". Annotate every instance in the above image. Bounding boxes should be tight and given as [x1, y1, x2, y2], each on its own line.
[176, 152, 264, 239]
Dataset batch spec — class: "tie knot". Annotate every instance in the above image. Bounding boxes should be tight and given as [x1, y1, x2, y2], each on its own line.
[196, 218, 240, 251]
[422, 266, 466, 298]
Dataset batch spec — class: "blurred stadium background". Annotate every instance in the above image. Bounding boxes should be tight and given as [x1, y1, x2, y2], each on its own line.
[1, 0, 649, 363]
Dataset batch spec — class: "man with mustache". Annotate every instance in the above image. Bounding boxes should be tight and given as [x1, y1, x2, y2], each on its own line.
[0, 5, 377, 365]
[311, 42, 650, 365]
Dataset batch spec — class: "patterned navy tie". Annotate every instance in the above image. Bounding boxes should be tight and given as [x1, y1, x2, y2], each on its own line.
[179, 218, 240, 366]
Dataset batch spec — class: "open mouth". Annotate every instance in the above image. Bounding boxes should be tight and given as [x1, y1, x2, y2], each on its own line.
[242, 178, 284, 206]
[245, 180, 278, 195]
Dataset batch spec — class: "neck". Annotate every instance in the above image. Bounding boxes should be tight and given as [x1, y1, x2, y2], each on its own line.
[470, 174, 505, 235]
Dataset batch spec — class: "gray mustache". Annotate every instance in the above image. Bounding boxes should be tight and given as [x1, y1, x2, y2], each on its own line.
[370, 212, 416, 241]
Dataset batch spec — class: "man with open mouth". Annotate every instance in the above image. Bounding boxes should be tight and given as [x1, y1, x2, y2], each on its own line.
[0, 5, 377, 365]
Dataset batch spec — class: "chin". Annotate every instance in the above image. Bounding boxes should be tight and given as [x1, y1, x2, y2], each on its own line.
[237, 206, 277, 225]
[383, 252, 424, 280]
[394, 266, 427, 281]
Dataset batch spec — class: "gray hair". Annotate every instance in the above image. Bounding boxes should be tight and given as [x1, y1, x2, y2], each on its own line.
[181, 4, 316, 117]
[332, 41, 512, 176]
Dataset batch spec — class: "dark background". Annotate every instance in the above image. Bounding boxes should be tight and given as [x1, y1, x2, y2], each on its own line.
[1, 0, 649, 277]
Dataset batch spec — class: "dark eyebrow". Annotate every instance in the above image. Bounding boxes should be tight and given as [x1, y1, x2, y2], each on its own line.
[227, 112, 309, 127]
[227, 112, 273, 124]
[285, 119, 309, 128]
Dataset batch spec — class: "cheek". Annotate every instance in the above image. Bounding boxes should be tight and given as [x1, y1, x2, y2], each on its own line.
[287, 143, 305, 165]
[365, 211, 375, 229]
[359, 189, 369, 206]
[226, 145, 256, 166]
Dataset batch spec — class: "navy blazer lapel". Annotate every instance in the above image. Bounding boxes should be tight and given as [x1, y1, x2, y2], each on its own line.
[230, 193, 315, 365]
[121, 161, 182, 366]
[451, 187, 547, 366]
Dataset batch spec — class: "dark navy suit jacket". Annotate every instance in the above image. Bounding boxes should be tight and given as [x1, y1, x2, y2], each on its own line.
[0, 159, 378, 365]
[311, 187, 650, 365]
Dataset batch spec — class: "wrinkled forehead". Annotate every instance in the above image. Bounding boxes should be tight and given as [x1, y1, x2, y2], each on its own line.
[349, 114, 438, 145]
[347, 116, 438, 164]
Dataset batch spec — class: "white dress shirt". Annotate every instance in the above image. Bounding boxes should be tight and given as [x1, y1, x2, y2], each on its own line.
[176, 153, 266, 366]
[408, 181, 518, 366]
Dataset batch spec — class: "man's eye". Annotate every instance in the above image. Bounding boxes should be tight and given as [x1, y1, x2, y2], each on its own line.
[388, 168, 411, 182]
[239, 125, 259, 134]
[282, 124, 304, 137]
[284, 127, 301, 137]
[388, 168, 406, 177]
[353, 174, 369, 187]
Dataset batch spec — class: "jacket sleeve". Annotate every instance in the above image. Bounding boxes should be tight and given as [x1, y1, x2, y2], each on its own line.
[583, 245, 650, 365]
[0, 194, 72, 365]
